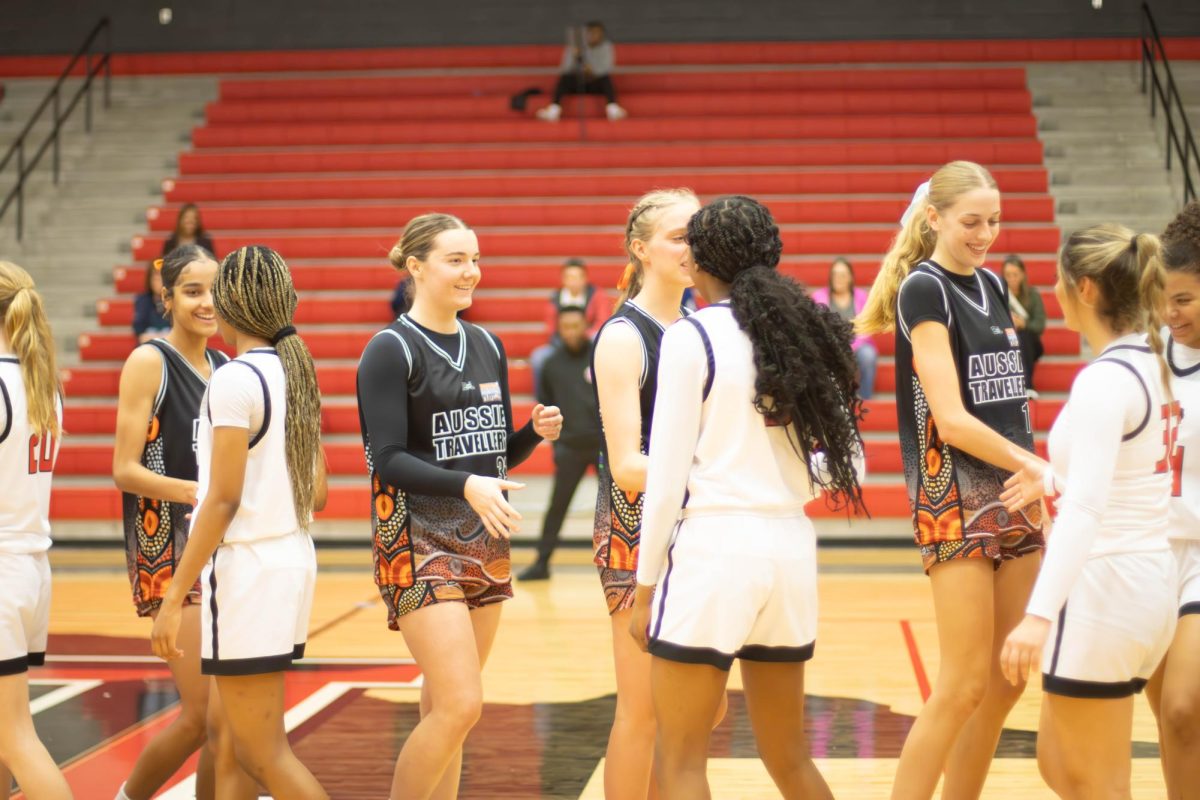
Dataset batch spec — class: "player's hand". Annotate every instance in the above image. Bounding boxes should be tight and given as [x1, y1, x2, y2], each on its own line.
[179, 480, 198, 507]
[629, 584, 654, 652]
[532, 404, 563, 442]
[1000, 614, 1051, 686]
[465, 475, 525, 539]
[151, 601, 185, 661]
[1000, 445, 1049, 513]
[1013, 315, 1027, 330]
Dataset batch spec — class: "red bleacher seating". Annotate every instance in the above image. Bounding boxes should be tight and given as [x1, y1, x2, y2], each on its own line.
[63, 44, 1079, 522]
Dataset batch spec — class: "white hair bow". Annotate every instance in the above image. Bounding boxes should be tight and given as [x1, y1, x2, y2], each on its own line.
[899, 180, 931, 228]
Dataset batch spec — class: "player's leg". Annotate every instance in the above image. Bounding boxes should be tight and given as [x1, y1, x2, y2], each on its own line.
[942, 551, 1040, 798]
[891, 557, 996, 800]
[740, 660, 832, 800]
[206, 677, 259, 799]
[214, 671, 326, 799]
[390, 601, 486, 800]
[1038, 693, 1134, 799]
[427, 603, 504, 800]
[648, 656, 728, 800]
[1156, 613, 1200, 797]
[0, 671, 71, 800]
[121, 604, 213, 799]
[605, 607, 660, 799]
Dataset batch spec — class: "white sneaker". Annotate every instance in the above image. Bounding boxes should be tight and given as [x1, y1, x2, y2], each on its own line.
[536, 103, 562, 122]
[1026, 388, 1040, 399]
[606, 103, 628, 121]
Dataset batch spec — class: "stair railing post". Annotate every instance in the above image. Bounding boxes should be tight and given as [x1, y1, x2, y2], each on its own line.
[16, 141, 24, 242]
[52, 86, 61, 185]
[84, 51, 93, 132]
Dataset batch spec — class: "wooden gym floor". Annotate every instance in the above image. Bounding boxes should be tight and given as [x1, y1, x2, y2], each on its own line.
[21, 545, 1165, 799]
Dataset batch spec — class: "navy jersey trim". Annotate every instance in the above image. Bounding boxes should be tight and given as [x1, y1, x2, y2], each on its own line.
[202, 645, 305, 676]
[736, 641, 815, 663]
[0, 374, 11, 446]
[208, 551, 220, 661]
[222, 360, 273, 450]
[651, 536, 679, 641]
[648, 638, 736, 671]
[1168, 338, 1200, 378]
[1180, 601, 1200, 617]
[1094, 358, 1151, 442]
[682, 317, 715, 402]
[1048, 603, 1067, 677]
[1042, 674, 1147, 699]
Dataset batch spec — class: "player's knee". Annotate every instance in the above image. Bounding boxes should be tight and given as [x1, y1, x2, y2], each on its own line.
[436, 685, 484, 736]
[932, 675, 988, 720]
[986, 672, 1028, 709]
[1163, 694, 1200, 745]
[175, 704, 209, 748]
[231, 735, 282, 784]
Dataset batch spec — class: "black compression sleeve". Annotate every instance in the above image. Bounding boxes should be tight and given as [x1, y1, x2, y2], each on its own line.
[490, 333, 543, 468]
[357, 333, 471, 497]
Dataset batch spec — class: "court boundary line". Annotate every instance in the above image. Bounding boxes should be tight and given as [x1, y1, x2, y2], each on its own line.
[899, 619, 931, 702]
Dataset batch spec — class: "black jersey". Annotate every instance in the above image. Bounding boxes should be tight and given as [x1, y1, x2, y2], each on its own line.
[123, 340, 227, 613]
[359, 315, 526, 599]
[590, 300, 686, 578]
[895, 261, 1042, 545]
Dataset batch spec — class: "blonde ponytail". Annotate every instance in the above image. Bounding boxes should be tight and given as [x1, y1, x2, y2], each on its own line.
[0, 262, 61, 438]
[856, 160, 999, 335]
[1134, 233, 1172, 403]
[617, 188, 698, 307]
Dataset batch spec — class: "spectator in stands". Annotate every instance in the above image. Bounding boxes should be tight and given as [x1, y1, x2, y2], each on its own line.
[811, 257, 877, 399]
[390, 276, 413, 317]
[536, 21, 628, 122]
[133, 260, 171, 343]
[519, 306, 601, 581]
[162, 203, 216, 257]
[529, 257, 608, 385]
[1001, 254, 1045, 398]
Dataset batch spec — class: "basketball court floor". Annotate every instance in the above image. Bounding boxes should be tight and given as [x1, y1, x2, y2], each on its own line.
[24, 543, 1166, 799]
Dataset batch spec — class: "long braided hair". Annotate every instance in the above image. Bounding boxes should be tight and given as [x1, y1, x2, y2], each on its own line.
[213, 246, 322, 525]
[686, 196, 866, 513]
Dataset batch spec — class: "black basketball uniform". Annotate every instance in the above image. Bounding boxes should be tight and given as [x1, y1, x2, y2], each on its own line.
[895, 261, 1044, 570]
[591, 299, 687, 614]
[359, 315, 533, 629]
[123, 339, 228, 616]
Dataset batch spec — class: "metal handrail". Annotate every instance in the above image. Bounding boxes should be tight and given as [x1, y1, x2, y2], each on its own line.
[0, 18, 113, 241]
[1140, 2, 1199, 205]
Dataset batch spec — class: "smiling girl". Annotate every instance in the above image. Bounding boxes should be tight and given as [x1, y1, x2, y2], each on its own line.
[857, 161, 1046, 800]
[112, 245, 242, 800]
[356, 213, 561, 800]
[1146, 201, 1200, 798]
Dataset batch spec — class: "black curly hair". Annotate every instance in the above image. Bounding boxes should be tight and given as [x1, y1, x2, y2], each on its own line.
[1162, 201, 1200, 276]
[687, 195, 866, 513]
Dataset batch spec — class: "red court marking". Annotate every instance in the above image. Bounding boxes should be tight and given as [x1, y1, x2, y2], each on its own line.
[900, 620, 932, 703]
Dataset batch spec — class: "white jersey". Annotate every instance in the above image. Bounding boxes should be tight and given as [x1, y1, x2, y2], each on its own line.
[196, 349, 304, 544]
[0, 358, 61, 554]
[1028, 335, 1174, 619]
[638, 303, 863, 585]
[1166, 329, 1200, 542]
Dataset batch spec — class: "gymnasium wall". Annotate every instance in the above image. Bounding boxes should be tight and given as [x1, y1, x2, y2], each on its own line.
[4, 0, 1200, 55]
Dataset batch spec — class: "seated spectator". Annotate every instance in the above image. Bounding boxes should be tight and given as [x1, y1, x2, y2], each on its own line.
[162, 203, 216, 256]
[530, 257, 609, 384]
[132, 260, 171, 343]
[1001, 254, 1045, 398]
[812, 257, 877, 399]
[519, 306, 601, 580]
[391, 276, 413, 317]
[536, 21, 628, 122]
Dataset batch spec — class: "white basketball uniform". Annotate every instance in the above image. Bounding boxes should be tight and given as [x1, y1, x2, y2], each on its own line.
[0, 357, 61, 675]
[1165, 329, 1200, 615]
[1032, 336, 1178, 697]
[638, 304, 864, 671]
[196, 349, 316, 676]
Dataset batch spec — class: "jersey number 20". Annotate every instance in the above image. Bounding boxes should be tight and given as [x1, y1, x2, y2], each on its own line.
[27, 433, 56, 475]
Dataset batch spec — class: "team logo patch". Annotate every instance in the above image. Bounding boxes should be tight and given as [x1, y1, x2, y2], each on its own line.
[1005, 328, 1019, 347]
[461, 381, 475, 392]
[991, 325, 1003, 336]
[480, 382, 502, 403]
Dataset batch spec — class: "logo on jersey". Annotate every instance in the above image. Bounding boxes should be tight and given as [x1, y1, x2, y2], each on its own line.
[431, 406, 508, 461]
[966, 351, 1026, 405]
[480, 382, 502, 403]
[991, 325, 1003, 336]
[461, 381, 475, 392]
[1005, 328, 1019, 347]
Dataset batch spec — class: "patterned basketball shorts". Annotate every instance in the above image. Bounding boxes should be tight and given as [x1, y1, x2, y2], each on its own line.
[594, 468, 643, 616]
[125, 495, 200, 617]
[373, 486, 512, 630]
[920, 531, 1045, 574]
